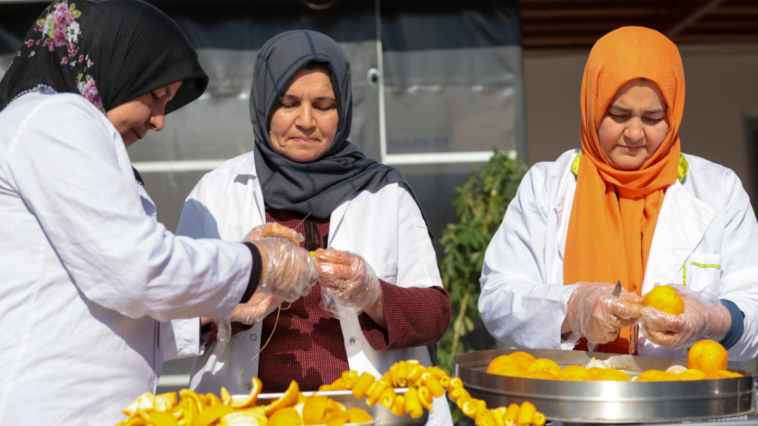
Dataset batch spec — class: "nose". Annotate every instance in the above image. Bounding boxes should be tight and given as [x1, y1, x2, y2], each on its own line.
[148, 111, 166, 132]
[624, 117, 644, 143]
[295, 104, 316, 131]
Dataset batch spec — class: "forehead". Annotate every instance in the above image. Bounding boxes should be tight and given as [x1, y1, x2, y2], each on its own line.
[611, 79, 666, 108]
[282, 68, 335, 95]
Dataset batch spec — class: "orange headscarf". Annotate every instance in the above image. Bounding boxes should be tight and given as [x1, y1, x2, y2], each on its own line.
[564, 27, 685, 354]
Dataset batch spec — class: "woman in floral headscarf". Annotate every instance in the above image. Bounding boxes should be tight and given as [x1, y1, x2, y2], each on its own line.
[0, 1, 317, 424]
[480, 27, 758, 363]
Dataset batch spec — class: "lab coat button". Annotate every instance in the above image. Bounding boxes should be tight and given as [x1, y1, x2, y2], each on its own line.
[244, 383, 252, 391]
[250, 334, 257, 341]
[349, 337, 356, 344]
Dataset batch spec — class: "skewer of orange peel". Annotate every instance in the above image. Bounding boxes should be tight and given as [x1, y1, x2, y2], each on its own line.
[319, 360, 547, 426]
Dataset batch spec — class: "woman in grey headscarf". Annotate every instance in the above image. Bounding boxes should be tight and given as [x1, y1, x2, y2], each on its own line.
[173, 30, 453, 425]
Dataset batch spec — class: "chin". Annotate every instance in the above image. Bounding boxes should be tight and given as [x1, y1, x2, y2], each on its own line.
[611, 158, 645, 171]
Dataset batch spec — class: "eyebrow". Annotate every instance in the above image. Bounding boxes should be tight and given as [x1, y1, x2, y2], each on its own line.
[608, 105, 666, 114]
[279, 94, 336, 102]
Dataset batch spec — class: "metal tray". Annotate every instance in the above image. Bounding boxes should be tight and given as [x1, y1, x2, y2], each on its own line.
[237, 389, 428, 426]
[454, 348, 755, 424]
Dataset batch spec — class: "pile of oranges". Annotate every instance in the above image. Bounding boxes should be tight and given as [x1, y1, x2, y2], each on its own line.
[487, 340, 743, 382]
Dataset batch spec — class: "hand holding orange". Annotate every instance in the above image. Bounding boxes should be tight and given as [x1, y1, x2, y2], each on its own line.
[643, 285, 685, 315]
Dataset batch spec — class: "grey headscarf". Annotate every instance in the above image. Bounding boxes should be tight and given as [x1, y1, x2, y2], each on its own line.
[251, 30, 426, 225]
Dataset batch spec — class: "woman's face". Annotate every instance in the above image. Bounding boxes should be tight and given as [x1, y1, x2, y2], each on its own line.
[106, 81, 183, 148]
[597, 78, 670, 171]
[269, 68, 339, 163]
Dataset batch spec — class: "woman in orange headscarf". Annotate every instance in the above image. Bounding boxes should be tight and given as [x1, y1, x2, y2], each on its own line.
[479, 27, 758, 361]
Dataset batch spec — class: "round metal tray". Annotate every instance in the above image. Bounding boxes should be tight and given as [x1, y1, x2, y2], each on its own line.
[453, 348, 755, 424]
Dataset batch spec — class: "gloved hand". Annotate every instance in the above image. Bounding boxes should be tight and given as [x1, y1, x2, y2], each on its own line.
[566, 282, 643, 345]
[640, 284, 730, 348]
[213, 224, 307, 336]
[228, 292, 283, 325]
[251, 237, 318, 303]
[244, 223, 305, 245]
[226, 224, 306, 325]
[314, 249, 381, 318]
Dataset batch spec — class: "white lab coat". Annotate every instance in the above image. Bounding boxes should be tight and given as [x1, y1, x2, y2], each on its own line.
[480, 149, 758, 362]
[165, 151, 453, 426]
[0, 92, 254, 425]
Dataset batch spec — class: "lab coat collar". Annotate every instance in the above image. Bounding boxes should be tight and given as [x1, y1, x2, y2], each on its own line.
[228, 153, 258, 178]
[642, 181, 715, 293]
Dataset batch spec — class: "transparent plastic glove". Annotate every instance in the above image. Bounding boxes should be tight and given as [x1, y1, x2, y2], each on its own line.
[252, 237, 318, 302]
[215, 318, 232, 342]
[244, 223, 305, 245]
[314, 249, 381, 319]
[212, 224, 305, 333]
[640, 284, 729, 348]
[566, 282, 644, 345]
[228, 292, 283, 325]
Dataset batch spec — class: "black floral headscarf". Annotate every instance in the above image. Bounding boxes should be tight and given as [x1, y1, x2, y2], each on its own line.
[0, 0, 208, 115]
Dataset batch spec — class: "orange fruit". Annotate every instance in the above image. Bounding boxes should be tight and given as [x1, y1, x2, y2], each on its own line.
[524, 370, 558, 380]
[635, 370, 674, 382]
[687, 340, 728, 373]
[557, 366, 593, 381]
[703, 370, 742, 380]
[674, 369, 705, 381]
[509, 351, 536, 363]
[643, 286, 684, 315]
[487, 355, 530, 375]
[526, 359, 561, 377]
[594, 369, 631, 382]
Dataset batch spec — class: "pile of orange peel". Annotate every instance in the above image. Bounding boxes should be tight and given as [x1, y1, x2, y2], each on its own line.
[116, 379, 372, 426]
[320, 359, 546, 426]
[117, 359, 546, 426]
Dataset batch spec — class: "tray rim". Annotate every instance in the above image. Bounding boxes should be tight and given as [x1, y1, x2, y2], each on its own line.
[453, 348, 756, 424]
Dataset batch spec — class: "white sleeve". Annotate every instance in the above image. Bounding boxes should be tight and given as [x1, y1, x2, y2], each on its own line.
[478, 167, 576, 350]
[716, 170, 758, 361]
[162, 174, 217, 359]
[2, 96, 251, 322]
[396, 184, 443, 289]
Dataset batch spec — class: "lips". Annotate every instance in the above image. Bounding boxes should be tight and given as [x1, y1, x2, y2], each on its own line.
[618, 145, 644, 153]
[292, 137, 318, 143]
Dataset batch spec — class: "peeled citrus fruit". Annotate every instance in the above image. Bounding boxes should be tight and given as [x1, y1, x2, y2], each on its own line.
[557, 366, 593, 381]
[643, 286, 684, 315]
[509, 351, 536, 363]
[487, 355, 531, 376]
[674, 368, 705, 381]
[594, 369, 631, 382]
[526, 359, 561, 377]
[704, 370, 742, 380]
[688, 340, 728, 373]
[524, 370, 558, 380]
[635, 370, 674, 382]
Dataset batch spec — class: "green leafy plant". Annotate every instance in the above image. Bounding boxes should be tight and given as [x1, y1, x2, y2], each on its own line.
[437, 149, 527, 375]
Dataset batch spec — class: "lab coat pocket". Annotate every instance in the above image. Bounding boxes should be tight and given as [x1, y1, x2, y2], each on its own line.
[686, 253, 722, 291]
[380, 262, 398, 284]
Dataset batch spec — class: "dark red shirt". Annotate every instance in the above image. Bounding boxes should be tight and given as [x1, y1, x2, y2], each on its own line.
[208, 209, 451, 393]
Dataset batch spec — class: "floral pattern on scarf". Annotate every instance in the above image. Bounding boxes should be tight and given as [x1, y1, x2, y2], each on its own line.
[20, 1, 104, 112]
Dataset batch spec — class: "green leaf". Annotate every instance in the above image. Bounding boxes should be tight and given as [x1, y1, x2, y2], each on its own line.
[72, 10, 82, 18]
